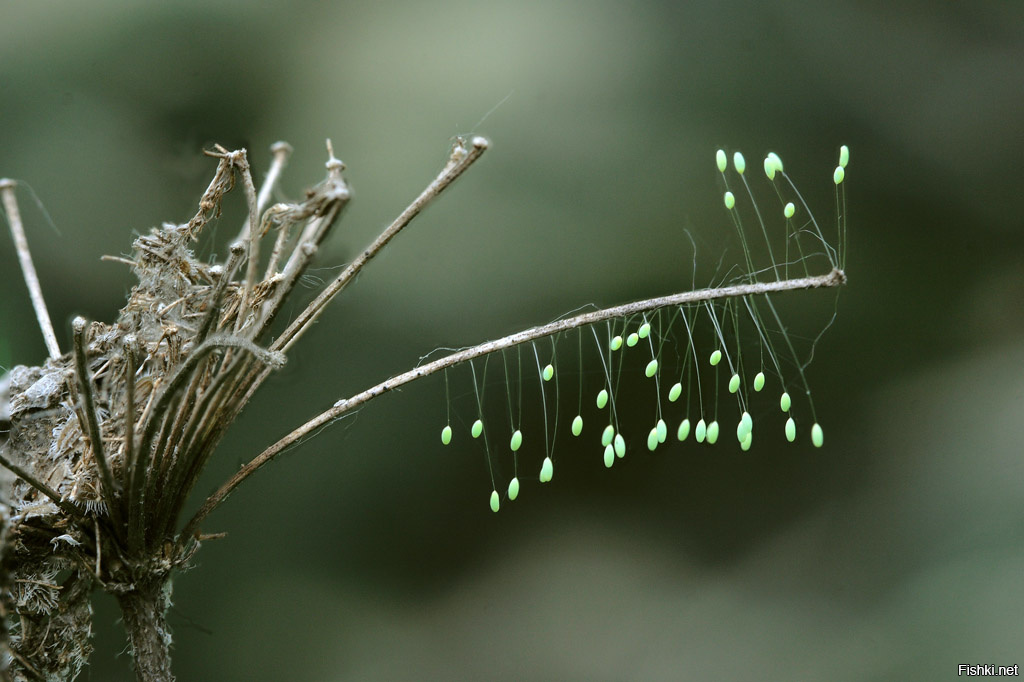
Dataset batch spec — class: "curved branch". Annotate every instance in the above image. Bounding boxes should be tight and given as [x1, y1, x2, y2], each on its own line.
[180, 267, 845, 541]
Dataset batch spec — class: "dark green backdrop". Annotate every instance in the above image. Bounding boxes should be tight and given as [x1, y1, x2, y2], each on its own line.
[2, 2, 1022, 679]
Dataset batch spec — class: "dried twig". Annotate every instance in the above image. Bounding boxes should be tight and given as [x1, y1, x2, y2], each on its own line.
[0, 179, 61, 360]
[180, 266, 845, 540]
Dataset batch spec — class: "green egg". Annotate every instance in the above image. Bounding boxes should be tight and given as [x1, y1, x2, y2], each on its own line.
[785, 417, 796, 442]
[489, 490, 500, 513]
[710, 349, 722, 366]
[611, 335, 623, 351]
[656, 419, 668, 443]
[695, 419, 707, 443]
[763, 157, 776, 180]
[638, 322, 651, 339]
[677, 418, 691, 441]
[839, 145, 850, 168]
[645, 359, 659, 378]
[627, 332, 639, 347]
[647, 428, 659, 452]
[508, 477, 520, 500]
[510, 429, 523, 451]
[741, 431, 753, 451]
[728, 373, 740, 394]
[724, 191, 736, 210]
[834, 166, 845, 185]
[753, 372, 765, 392]
[811, 423, 824, 448]
[736, 412, 752, 442]
[614, 433, 626, 458]
[540, 456, 554, 482]
[668, 382, 682, 402]
[597, 389, 609, 409]
[472, 419, 483, 439]
[542, 364, 554, 381]
[733, 151, 746, 174]
[602, 424, 615, 447]
[716, 149, 727, 173]
[706, 420, 720, 444]
[604, 444, 615, 468]
[780, 392, 791, 413]
[571, 414, 583, 437]
[441, 425, 452, 445]
[767, 152, 783, 173]
[784, 202, 795, 219]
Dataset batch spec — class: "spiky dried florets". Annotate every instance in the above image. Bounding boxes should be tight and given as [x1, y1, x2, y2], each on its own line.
[1, 143, 350, 679]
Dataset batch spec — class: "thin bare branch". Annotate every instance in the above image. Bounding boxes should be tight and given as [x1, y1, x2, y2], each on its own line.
[181, 267, 845, 540]
[270, 136, 489, 354]
[1, 179, 61, 359]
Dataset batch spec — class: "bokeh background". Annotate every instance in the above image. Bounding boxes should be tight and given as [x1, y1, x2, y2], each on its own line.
[2, 1, 1023, 680]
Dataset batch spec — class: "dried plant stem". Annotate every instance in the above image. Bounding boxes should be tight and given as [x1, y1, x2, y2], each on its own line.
[181, 266, 845, 541]
[218, 137, 486, 448]
[72, 317, 124, 533]
[0, 451, 81, 518]
[0, 178, 61, 360]
[117, 580, 174, 682]
[254, 142, 293, 223]
[271, 136, 489, 354]
[122, 335, 138, 492]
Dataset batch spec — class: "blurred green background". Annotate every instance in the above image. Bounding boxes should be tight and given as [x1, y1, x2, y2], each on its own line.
[2, 1, 1023, 680]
